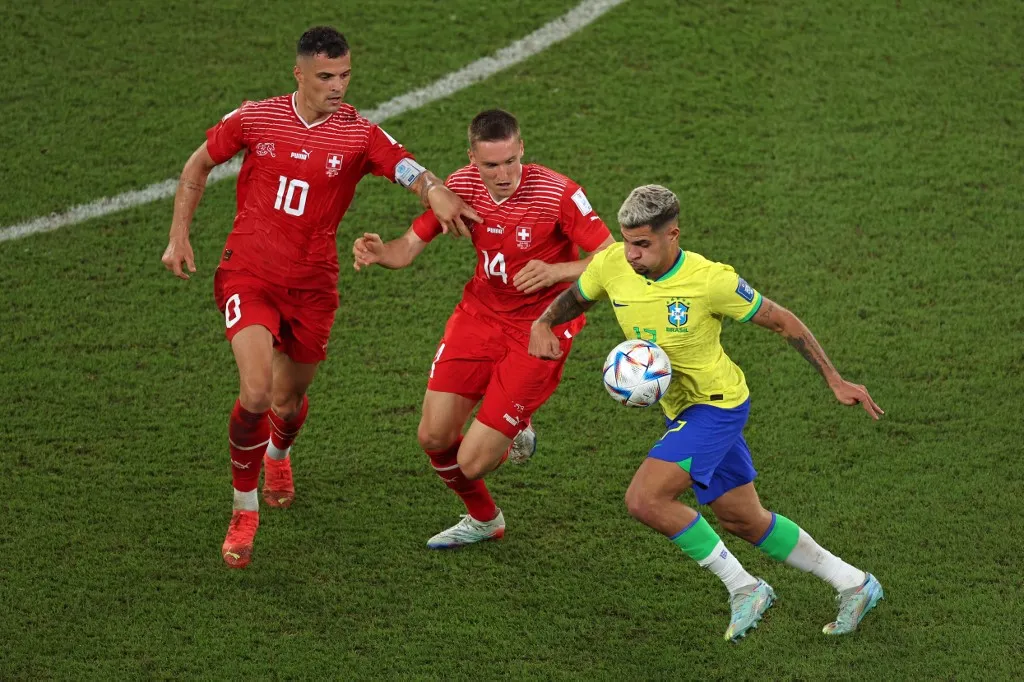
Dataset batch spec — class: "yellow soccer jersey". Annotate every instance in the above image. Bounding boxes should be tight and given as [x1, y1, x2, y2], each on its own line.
[577, 243, 763, 419]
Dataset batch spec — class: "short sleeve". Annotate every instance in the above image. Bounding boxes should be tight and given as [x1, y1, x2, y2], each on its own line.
[205, 104, 247, 164]
[576, 248, 610, 301]
[559, 182, 612, 252]
[364, 125, 415, 181]
[707, 262, 763, 322]
[411, 210, 442, 242]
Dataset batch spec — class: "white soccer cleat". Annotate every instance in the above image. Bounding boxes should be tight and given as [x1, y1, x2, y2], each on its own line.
[426, 509, 506, 549]
[508, 424, 537, 465]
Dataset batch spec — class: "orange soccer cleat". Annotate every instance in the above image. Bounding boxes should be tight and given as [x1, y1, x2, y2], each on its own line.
[221, 509, 259, 568]
[262, 455, 295, 509]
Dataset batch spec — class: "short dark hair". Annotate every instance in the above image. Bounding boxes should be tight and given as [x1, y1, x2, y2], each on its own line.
[468, 109, 520, 146]
[297, 26, 349, 58]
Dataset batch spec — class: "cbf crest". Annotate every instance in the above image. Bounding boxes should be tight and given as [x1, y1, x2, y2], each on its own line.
[667, 300, 689, 327]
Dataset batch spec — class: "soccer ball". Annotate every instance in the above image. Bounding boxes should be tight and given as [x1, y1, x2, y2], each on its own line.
[602, 339, 672, 407]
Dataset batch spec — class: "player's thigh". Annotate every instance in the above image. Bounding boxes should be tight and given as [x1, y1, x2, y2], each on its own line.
[418, 390, 479, 451]
[458, 418, 514, 479]
[214, 269, 283, 345]
[425, 308, 502, 398]
[476, 336, 573, 439]
[277, 288, 337, 366]
[625, 456, 695, 509]
[648, 402, 750, 503]
[230, 325, 276, 411]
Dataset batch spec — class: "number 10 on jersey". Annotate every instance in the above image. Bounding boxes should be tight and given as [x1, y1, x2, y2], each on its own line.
[274, 175, 309, 216]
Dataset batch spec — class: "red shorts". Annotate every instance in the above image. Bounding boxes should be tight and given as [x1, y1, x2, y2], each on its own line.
[427, 301, 578, 439]
[213, 268, 337, 364]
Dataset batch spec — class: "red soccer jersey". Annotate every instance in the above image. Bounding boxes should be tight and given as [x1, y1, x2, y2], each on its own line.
[411, 163, 611, 328]
[205, 94, 414, 293]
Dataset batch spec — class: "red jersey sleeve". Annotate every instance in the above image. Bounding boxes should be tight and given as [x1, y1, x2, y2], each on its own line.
[411, 210, 443, 242]
[560, 182, 611, 252]
[205, 104, 247, 164]
[363, 125, 415, 181]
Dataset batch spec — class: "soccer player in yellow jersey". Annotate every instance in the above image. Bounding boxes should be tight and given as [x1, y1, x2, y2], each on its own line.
[529, 185, 885, 642]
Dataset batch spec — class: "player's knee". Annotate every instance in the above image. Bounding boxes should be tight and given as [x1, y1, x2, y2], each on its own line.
[456, 452, 488, 480]
[272, 393, 305, 421]
[624, 487, 659, 525]
[238, 377, 273, 413]
[417, 423, 456, 454]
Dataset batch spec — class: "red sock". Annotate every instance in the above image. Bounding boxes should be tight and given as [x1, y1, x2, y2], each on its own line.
[229, 400, 270, 492]
[425, 436, 497, 522]
[267, 395, 309, 457]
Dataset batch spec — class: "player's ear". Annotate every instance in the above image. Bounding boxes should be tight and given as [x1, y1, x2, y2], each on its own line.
[293, 63, 302, 84]
[518, 138, 524, 157]
[467, 147, 475, 166]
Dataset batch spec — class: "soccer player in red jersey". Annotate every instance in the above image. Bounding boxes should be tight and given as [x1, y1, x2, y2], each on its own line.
[352, 109, 614, 548]
[160, 26, 481, 569]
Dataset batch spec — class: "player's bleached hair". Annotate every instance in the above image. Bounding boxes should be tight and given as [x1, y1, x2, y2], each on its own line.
[468, 109, 521, 147]
[617, 185, 680, 232]
[297, 26, 349, 58]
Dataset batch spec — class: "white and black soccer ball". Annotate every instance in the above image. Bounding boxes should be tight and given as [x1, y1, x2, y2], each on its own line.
[602, 339, 672, 408]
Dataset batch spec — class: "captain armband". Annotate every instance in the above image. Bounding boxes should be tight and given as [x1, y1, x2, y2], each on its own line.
[394, 158, 427, 188]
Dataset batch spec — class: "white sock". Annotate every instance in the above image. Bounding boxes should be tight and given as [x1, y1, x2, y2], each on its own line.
[266, 442, 290, 461]
[698, 540, 759, 597]
[233, 488, 259, 512]
[785, 529, 865, 592]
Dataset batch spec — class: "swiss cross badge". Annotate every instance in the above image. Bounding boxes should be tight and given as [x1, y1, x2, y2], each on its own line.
[515, 225, 532, 250]
[325, 152, 343, 177]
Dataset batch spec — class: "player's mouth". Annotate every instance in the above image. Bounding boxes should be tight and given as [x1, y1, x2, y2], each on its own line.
[326, 96, 342, 105]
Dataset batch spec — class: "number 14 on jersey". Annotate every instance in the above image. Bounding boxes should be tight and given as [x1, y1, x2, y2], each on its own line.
[482, 250, 507, 284]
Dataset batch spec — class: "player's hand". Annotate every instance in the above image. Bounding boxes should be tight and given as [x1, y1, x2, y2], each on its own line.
[830, 379, 884, 420]
[513, 260, 565, 294]
[428, 185, 481, 239]
[529, 322, 563, 360]
[161, 237, 196, 280]
[353, 233, 385, 271]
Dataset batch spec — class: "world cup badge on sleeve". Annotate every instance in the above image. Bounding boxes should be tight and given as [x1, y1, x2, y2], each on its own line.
[326, 152, 344, 177]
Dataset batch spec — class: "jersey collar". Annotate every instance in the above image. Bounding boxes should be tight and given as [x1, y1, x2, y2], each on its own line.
[649, 249, 685, 283]
[290, 92, 333, 129]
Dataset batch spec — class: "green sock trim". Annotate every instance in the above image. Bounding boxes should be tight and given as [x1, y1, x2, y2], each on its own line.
[757, 513, 800, 562]
[671, 514, 720, 562]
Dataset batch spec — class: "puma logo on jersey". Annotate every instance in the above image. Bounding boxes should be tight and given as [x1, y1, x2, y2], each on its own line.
[487, 225, 505, 235]
[290, 149, 312, 160]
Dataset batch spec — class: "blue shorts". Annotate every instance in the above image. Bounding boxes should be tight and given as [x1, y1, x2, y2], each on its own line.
[648, 399, 757, 505]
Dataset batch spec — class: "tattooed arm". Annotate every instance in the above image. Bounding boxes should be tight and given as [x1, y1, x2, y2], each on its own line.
[751, 296, 884, 419]
[162, 142, 219, 280]
[529, 284, 597, 359]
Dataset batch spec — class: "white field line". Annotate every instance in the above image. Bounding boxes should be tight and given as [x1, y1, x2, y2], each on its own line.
[0, 0, 627, 244]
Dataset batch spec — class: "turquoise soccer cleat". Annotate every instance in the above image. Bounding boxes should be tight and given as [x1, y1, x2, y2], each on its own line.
[823, 573, 884, 635]
[724, 580, 776, 642]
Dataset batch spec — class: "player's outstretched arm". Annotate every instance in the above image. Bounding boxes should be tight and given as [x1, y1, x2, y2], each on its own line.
[352, 228, 428, 271]
[161, 143, 218, 280]
[408, 171, 481, 239]
[529, 284, 597, 359]
[513, 235, 616, 294]
[751, 296, 884, 419]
